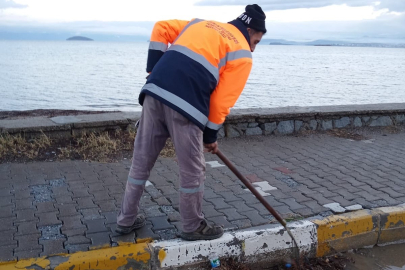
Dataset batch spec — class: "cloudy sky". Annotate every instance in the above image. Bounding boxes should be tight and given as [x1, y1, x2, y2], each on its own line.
[0, 0, 404, 42]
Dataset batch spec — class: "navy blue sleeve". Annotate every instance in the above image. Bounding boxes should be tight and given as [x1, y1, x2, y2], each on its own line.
[146, 50, 165, 73]
[203, 127, 218, 144]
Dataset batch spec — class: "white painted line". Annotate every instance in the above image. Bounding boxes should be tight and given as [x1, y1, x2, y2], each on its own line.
[323, 202, 346, 213]
[146, 180, 153, 187]
[244, 187, 270, 197]
[253, 181, 277, 192]
[206, 161, 225, 168]
[345, 204, 363, 211]
[151, 221, 317, 268]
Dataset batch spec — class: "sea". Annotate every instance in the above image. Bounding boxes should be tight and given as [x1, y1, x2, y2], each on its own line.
[0, 40, 404, 112]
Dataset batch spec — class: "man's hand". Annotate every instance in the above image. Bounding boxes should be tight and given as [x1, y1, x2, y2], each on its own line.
[204, 142, 218, 154]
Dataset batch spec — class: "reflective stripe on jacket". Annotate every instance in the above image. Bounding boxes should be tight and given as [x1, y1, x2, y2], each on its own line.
[140, 19, 252, 143]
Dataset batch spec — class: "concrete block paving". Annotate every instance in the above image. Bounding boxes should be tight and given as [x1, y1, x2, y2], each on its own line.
[1, 130, 405, 262]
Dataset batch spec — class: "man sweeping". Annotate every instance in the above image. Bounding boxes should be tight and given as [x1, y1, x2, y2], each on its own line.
[116, 4, 266, 241]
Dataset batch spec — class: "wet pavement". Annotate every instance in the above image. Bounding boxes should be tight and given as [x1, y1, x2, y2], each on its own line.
[346, 243, 405, 270]
[0, 127, 405, 262]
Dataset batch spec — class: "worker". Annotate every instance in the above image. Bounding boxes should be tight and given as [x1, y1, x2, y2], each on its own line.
[116, 4, 266, 241]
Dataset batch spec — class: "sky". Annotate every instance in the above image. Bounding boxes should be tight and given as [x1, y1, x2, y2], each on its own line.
[0, 0, 404, 42]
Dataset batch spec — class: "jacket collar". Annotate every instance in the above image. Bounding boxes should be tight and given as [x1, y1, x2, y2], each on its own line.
[228, 19, 251, 50]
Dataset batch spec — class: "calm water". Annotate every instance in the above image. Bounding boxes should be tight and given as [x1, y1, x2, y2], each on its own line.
[1, 41, 404, 112]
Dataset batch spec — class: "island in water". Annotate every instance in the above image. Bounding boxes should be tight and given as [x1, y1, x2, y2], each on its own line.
[66, 36, 93, 41]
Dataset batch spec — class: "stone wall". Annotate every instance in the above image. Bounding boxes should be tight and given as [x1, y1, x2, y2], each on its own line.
[1, 104, 404, 138]
[218, 104, 405, 139]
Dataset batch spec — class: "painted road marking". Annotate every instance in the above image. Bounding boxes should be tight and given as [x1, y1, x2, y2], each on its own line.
[345, 204, 363, 211]
[206, 161, 225, 168]
[253, 181, 277, 192]
[323, 202, 346, 213]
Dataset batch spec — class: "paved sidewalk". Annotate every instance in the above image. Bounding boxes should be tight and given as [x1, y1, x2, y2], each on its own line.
[1, 128, 405, 262]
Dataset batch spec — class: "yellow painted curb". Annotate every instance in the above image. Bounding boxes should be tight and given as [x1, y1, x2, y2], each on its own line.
[377, 205, 405, 245]
[312, 209, 380, 257]
[0, 243, 151, 270]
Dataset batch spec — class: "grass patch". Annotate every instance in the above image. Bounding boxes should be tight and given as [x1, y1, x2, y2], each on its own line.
[0, 129, 176, 163]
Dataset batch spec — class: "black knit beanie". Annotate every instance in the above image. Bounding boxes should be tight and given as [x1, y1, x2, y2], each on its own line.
[237, 4, 267, 33]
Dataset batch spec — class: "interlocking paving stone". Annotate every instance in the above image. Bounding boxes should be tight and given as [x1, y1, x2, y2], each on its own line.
[60, 215, 86, 230]
[61, 227, 87, 237]
[14, 189, 32, 200]
[76, 197, 98, 209]
[0, 218, 16, 232]
[135, 224, 160, 241]
[303, 201, 329, 213]
[16, 221, 38, 236]
[305, 193, 334, 205]
[379, 187, 404, 198]
[54, 195, 75, 204]
[230, 219, 252, 229]
[294, 207, 314, 217]
[207, 216, 238, 231]
[0, 231, 17, 247]
[14, 199, 34, 210]
[355, 191, 384, 201]
[87, 232, 111, 249]
[210, 198, 232, 210]
[71, 189, 92, 199]
[36, 212, 62, 227]
[14, 209, 37, 223]
[238, 210, 269, 227]
[91, 190, 111, 202]
[36, 201, 56, 213]
[102, 211, 117, 224]
[202, 204, 223, 218]
[148, 216, 174, 231]
[228, 200, 254, 213]
[279, 198, 306, 210]
[15, 234, 42, 252]
[65, 244, 89, 254]
[15, 249, 42, 260]
[217, 191, 241, 202]
[65, 235, 91, 245]
[265, 190, 289, 200]
[0, 196, 13, 207]
[80, 208, 103, 220]
[84, 219, 108, 234]
[218, 208, 247, 221]
[143, 205, 166, 217]
[57, 203, 79, 217]
[237, 193, 263, 204]
[0, 246, 15, 261]
[97, 200, 118, 212]
[40, 239, 67, 256]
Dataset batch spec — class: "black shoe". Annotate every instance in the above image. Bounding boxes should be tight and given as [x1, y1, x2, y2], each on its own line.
[115, 215, 146, 234]
[180, 220, 224, 241]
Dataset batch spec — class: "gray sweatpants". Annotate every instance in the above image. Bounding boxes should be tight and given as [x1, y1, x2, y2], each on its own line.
[117, 95, 206, 232]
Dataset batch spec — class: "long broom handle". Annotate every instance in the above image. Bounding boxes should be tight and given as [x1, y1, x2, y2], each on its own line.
[216, 149, 287, 227]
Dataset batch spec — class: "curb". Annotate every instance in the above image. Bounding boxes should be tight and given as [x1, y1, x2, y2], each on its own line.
[1, 204, 405, 269]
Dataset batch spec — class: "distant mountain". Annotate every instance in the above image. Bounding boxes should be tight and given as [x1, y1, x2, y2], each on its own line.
[263, 38, 405, 48]
[67, 36, 93, 41]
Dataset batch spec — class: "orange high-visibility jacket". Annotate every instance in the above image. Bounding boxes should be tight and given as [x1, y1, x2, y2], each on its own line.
[139, 18, 253, 143]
